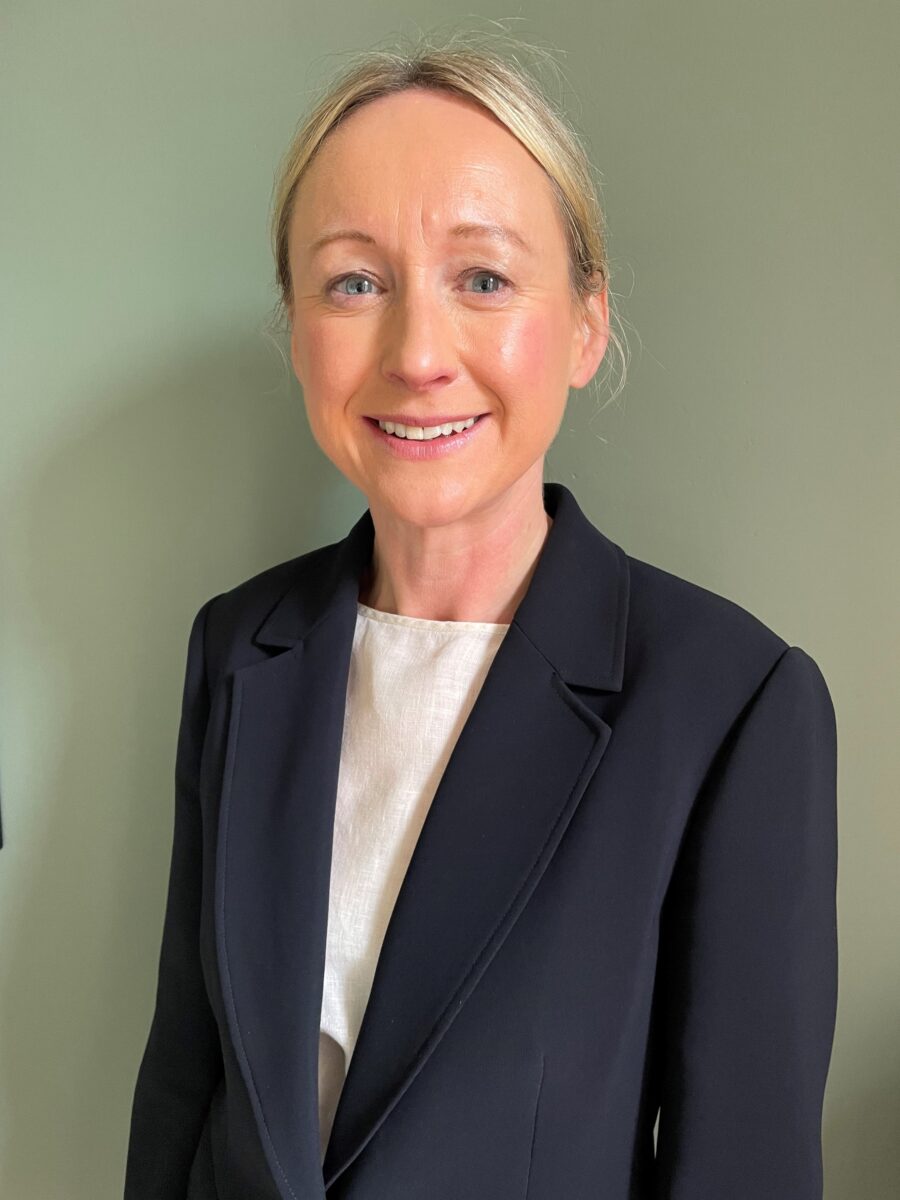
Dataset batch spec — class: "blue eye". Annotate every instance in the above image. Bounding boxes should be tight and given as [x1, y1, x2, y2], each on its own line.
[467, 270, 509, 294]
[332, 274, 376, 296]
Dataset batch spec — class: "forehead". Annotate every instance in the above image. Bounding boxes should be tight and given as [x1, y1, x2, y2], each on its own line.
[290, 88, 562, 250]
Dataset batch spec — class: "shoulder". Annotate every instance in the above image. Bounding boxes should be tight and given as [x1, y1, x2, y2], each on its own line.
[622, 550, 829, 737]
[626, 550, 790, 666]
[195, 539, 342, 675]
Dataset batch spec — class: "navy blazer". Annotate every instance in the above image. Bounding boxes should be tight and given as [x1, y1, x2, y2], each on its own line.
[124, 481, 838, 1199]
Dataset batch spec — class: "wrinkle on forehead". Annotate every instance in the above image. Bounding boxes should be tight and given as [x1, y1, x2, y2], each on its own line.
[291, 90, 563, 259]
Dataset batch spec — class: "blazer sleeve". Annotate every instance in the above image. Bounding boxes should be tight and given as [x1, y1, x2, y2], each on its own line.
[124, 595, 224, 1198]
[653, 644, 839, 1199]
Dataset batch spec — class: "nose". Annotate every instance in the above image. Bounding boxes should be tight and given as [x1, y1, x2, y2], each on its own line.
[380, 275, 459, 393]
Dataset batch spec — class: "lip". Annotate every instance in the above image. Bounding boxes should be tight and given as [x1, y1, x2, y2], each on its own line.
[366, 413, 487, 428]
[363, 413, 490, 460]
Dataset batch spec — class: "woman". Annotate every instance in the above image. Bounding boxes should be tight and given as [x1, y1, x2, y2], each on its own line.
[124, 39, 838, 1200]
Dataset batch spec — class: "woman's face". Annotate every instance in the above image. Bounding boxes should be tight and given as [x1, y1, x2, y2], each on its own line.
[287, 87, 609, 528]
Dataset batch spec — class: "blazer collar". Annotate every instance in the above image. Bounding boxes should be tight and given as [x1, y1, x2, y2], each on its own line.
[215, 481, 630, 1199]
[253, 480, 629, 692]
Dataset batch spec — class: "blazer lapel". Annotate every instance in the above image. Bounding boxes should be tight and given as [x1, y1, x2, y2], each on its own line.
[214, 482, 630, 1200]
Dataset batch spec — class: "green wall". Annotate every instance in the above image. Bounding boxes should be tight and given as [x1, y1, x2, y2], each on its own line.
[2, 3, 897, 1196]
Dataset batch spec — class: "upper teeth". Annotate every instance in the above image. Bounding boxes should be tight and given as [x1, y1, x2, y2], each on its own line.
[378, 416, 478, 439]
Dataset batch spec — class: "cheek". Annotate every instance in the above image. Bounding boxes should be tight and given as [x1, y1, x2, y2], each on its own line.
[300, 324, 351, 391]
[492, 314, 549, 382]
[494, 311, 574, 394]
[491, 315, 569, 429]
[292, 324, 355, 450]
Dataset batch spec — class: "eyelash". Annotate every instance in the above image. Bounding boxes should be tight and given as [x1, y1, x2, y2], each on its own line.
[327, 268, 512, 300]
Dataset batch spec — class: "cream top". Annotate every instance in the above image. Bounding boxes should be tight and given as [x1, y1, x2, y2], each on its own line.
[318, 600, 510, 1163]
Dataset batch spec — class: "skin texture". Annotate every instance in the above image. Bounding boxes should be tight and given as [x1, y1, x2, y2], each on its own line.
[287, 87, 609, 623]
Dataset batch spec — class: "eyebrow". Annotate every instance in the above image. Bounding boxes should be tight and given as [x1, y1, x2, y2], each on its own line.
[307, 221, 534, 257]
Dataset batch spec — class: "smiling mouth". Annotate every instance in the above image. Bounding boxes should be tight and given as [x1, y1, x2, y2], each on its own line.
[363, 412, 491, 455]
[365, 414, 488, 439]
[365, 413, 487, 426]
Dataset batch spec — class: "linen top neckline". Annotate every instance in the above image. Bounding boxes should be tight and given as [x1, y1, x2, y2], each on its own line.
[356, 600, 510, 633]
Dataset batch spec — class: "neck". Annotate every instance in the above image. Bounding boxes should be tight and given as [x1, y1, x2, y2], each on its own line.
[358, 476, 552, 625]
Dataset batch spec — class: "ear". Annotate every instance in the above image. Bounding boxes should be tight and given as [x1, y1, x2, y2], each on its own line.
[568, 281, 610, 390]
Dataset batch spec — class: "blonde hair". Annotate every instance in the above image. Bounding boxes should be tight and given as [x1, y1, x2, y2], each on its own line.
[266, 27, 630, 408]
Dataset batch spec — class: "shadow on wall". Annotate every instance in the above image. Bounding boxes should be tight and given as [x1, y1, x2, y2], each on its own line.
[0, 328, 354, 1198]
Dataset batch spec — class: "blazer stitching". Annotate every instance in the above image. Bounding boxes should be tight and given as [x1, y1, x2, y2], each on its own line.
[511, 618, 559, 676]
[550, 671, 607, 730]
[217, 673, 300, 1200]
[325, 719, 598, 1171]
[512, 624, 605, 735]
[411, 729, 598, 1074]
[321, 710, 595, 1171]
[523, 1051, 546, 1200]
